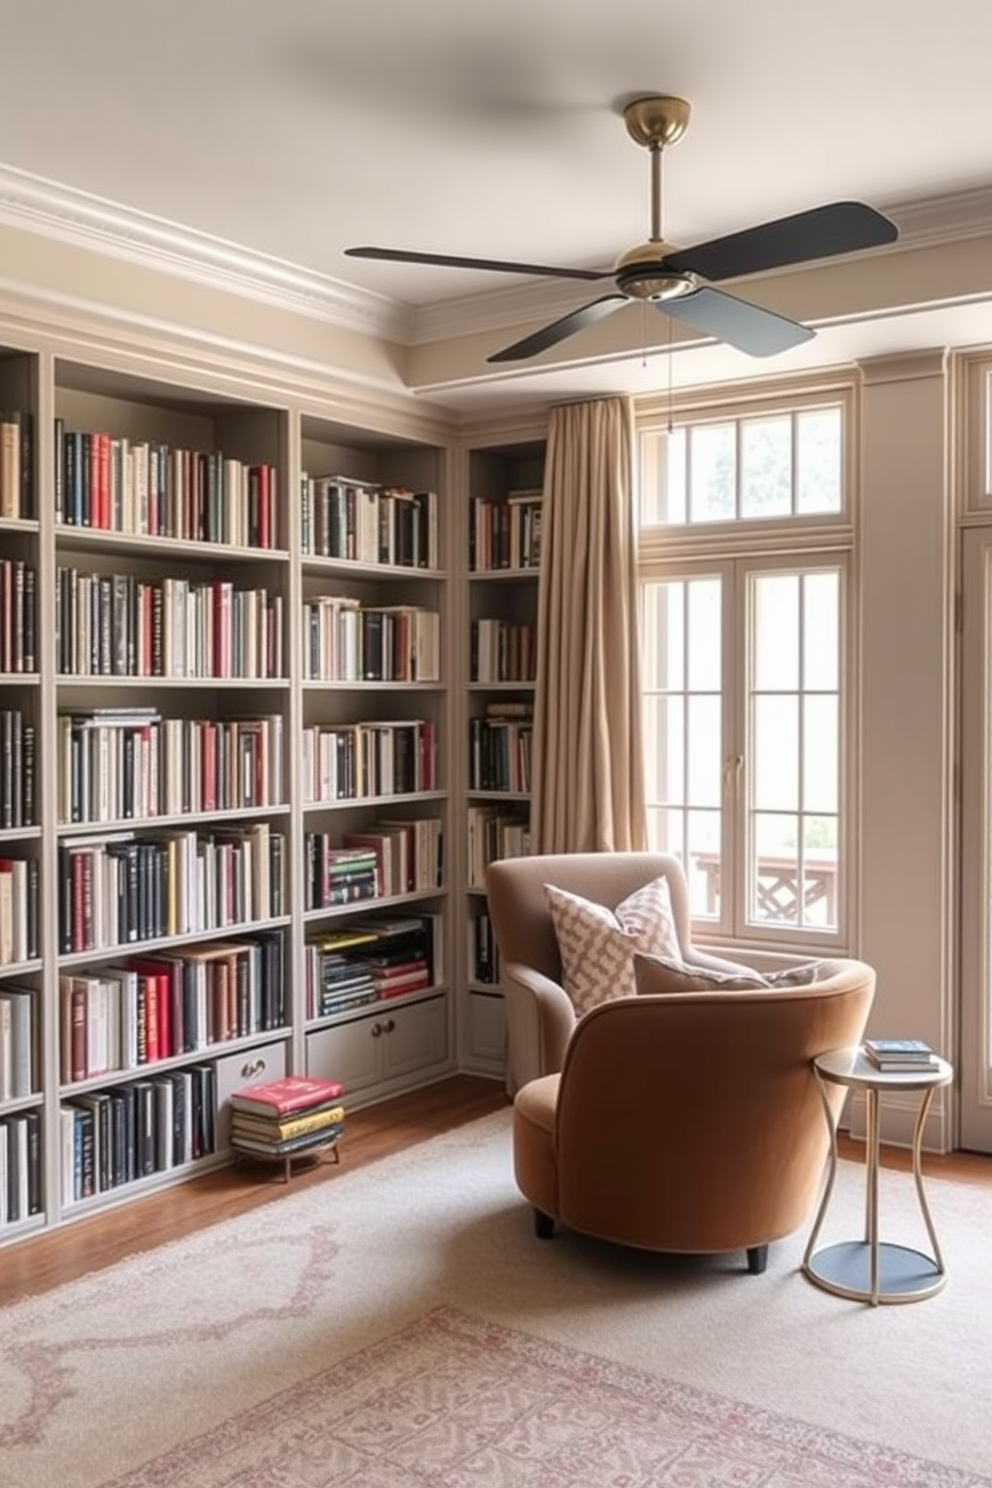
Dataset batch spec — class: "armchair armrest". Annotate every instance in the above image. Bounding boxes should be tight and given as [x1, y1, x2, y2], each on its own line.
[501, 960, 577, 1093]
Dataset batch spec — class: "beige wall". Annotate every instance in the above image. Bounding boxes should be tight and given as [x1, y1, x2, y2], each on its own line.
[856, 351, 955, 1148]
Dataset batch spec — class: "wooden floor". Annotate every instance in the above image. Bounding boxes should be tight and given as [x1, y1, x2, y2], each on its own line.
[1, 1074, 989, 1309]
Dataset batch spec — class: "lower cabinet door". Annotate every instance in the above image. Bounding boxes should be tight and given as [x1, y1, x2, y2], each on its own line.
[306, 995, 449, 1102]
[214, 1040, 288, 1148]
[380, 995, 448, 1081]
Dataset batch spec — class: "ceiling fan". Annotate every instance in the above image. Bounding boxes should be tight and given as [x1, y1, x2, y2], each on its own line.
[346, 94, 899, 364]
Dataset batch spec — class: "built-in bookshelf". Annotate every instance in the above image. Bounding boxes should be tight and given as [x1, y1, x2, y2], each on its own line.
[296, 419, 450, 1108]
[0, 336, 458, 1246]
[462, 439, 545, 1077]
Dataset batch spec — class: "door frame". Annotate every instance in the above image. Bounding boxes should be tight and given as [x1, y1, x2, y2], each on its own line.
[959, 525, 992, 1152]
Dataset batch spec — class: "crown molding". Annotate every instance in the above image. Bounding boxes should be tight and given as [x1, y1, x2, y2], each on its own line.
[0, 161, 990, 354]
[0, 162, 412, 344]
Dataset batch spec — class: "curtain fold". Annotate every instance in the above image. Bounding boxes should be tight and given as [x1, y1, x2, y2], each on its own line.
[531, 396, 647, 853]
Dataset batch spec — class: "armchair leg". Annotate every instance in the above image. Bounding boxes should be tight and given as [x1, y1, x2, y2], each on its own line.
[534, 1208, 556, 1239]
[746, 1244, 769, 1275]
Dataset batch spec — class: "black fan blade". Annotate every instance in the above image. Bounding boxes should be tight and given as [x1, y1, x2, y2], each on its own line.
[664, 202, 898, 283]
[661, 287, 814, 357]
[487, 295, 628, 363]
[345, 246, 610, 282]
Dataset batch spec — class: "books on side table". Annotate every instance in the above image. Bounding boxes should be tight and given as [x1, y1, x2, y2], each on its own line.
[229, 1074, 345, 1174]
[862, 1038, 940, 1072]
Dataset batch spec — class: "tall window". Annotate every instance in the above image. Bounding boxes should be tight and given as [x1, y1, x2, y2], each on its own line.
[639, 392, 852, 950]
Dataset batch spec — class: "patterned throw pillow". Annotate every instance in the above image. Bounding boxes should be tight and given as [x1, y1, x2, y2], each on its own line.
[633, 953, 829, 995]
[545, 876, 679, 1015]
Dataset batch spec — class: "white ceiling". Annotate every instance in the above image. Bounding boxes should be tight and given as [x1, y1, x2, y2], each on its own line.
[2, 0, 992, 410]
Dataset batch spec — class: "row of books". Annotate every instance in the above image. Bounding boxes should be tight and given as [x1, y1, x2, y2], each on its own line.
[0, 986, 34, 1100]
[305, 914, 436, 1019]
[304, 820, 443, 909]
[57, 709, 284, 825]
[1, 1110, 41, 1226]
[469, 490, 543, 573]
[301, 718, 436, 803]
[469, 715, 533, 794]
[54, 423, 279, 548]
[470, 618, 537, 684]
[0, 708, 35, 828]
[466, 804, 531, 890]
[55, 568, 285, 679]
[0, 856, 40, 965]
[303, 597, 441, 684]
[56, 824, 286, 954]
[0, 409, 34, 522]
[300, 474, 438, 570]
[0, 559, 37, 673]
[59, 931, 285, 1082]
[60, 1065, 216, 1204]
[229, 1074, 344, 1160]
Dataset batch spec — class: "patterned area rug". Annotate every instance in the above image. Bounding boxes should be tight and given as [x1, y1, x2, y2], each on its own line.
[102, 1305, 989, 1488]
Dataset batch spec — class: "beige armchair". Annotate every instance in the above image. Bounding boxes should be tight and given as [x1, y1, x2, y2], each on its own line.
[513, 957, 876, 1272]
[486, 851, 747, 1092]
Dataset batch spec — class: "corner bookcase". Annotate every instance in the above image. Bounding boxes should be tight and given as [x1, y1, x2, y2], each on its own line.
[0, 326, 461, 1247]
[461, 437, 546, 1078]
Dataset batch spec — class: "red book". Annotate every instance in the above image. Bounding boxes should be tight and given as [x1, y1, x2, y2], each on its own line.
[229, 1074, 344, 1117]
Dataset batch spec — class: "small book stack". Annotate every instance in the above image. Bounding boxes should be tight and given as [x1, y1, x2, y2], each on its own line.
[863, 1038, 939, 1072]
[228, 1074, 345, 1175]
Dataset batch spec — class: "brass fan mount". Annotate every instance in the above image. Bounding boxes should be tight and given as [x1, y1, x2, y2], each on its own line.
[622, 94, 691, 151]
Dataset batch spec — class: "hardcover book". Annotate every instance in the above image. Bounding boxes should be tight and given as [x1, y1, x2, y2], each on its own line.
[229, 1073, 344, 1116]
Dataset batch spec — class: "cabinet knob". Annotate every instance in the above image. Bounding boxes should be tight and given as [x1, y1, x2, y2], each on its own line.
[241, 1057, 267, 1078]
[383, 1018, 396, 1033]
[371, 1022, 383, 1038]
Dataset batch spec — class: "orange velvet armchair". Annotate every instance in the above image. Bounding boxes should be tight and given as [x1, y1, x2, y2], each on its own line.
[486, 851, 875, 1273]
[512, 958, 875, 1272]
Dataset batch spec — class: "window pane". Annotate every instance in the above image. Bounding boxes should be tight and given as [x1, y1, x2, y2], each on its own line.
[647, 806, 685, 860]
[753, 695, 799, 809]
[796, 407, 842, 514]
[687, 809, 722, 918]
[690, 423, 735, 522]
[741, 416, 792, 518]
[802, 816, 838, 928]
[753, 574, 799, 690]
[752, 813, 800, 925]
[687, 579, 721, 690]
[641, 580, 684, 691]
[642, 695, 685, 802]
[803, 571, 839, 689]
[687, 694, 721, 807]
[639, 428, 687, 525]
[803, 696, 838, 813]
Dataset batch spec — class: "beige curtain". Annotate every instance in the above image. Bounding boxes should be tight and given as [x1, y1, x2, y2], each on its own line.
[531, 396, 646, 853]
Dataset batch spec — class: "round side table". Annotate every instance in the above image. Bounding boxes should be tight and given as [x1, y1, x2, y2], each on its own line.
[802, 1046, 953, 1306]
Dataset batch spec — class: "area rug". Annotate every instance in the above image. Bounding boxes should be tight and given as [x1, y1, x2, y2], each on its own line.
[2, 1109, 991, 1487]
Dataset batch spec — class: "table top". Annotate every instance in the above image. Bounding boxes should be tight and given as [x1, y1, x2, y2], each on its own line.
[814, 1046, 953, 1091]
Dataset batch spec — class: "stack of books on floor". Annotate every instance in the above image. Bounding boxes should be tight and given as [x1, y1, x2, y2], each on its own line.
[862, 1038, 940, 1071]
[228, 1074, 345, 1164]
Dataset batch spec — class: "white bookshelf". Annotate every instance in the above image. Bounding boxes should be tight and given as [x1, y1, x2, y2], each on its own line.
[0, 336, 460, 1245]
[460, 438, 545, 1079]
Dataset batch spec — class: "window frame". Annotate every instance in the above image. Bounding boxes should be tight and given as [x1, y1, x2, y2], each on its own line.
[636, 379, 858, 957]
